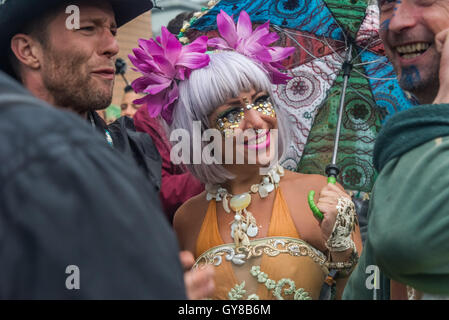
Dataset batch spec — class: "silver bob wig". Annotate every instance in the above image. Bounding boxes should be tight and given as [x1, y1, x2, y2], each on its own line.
[169, 50, 290, 185]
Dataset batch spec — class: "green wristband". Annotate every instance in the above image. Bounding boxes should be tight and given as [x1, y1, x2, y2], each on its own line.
[308, 190, 324, 220]
[308, 176, 336, 220]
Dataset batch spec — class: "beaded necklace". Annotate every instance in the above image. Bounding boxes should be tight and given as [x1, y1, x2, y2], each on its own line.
[206, 164, 285, 247]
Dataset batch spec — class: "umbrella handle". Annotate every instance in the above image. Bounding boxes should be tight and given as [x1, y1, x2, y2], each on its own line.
[308, 44, 351, 221]
[308, 176, 337, 221]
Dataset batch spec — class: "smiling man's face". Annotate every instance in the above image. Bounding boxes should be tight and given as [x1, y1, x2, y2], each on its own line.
[378, 0, 449, 104]
[39, 0, 119, 114]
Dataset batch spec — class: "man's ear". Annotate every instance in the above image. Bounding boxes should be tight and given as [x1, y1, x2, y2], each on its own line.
[10, 34, 43, 70]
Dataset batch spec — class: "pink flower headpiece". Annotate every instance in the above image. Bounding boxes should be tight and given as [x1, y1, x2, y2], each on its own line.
[129, 27, 210, 123]
[130, 11, 294, 123]
[208, 10, 295, 85]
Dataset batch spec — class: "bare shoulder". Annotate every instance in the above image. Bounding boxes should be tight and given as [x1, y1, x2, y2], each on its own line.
[280, 170, 329, 195]
[173, 190, 209, 252]
[173, 191, 208, 232]
[279, 170, 329, 214]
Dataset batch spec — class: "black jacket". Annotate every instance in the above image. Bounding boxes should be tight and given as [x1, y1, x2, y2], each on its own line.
[88, 110, 162, 190]
[0, 71, 186, 299]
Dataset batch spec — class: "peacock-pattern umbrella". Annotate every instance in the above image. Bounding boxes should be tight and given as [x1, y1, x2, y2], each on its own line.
[182, 0, 416, 193]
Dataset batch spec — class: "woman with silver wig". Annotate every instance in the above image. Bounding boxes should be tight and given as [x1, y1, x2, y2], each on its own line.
[171, 50, 291, 185]
[131, 10, 362, 300]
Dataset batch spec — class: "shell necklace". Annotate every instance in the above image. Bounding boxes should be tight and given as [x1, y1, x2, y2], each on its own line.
[205, 164, 285, 247]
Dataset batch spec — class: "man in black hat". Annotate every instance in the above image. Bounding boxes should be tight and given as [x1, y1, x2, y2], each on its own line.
[1, 0, 161, 187]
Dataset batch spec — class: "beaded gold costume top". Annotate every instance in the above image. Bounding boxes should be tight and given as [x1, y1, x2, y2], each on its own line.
[194, 188, 329, 300]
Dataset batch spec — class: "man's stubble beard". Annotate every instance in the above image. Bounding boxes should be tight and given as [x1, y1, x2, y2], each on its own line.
[398, 64, 439, 99]
[388, 48, 441, 104]
[41, 48, 114, 115]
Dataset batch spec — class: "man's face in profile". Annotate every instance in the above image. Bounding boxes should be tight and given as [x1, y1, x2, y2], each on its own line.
[40, 0, 119, 114]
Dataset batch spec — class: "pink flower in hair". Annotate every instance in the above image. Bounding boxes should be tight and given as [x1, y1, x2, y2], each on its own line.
[208, 10, 295, 84]
[129, 27, 210, 123]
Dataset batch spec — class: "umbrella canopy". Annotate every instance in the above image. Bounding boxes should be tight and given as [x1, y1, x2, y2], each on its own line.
[184, 0, 416, 193]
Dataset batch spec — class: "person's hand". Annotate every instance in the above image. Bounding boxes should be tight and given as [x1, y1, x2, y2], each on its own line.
[180, 251, 215, 300]
[315, 183, 351, 243]
[434, 28, 449, 104]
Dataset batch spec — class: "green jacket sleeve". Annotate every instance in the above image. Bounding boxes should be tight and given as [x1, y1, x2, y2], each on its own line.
[342, 199, 390, 300]
[369, 136, 449, 295]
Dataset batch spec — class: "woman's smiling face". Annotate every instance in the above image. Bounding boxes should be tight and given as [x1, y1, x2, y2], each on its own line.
[207, 87, 279, 167]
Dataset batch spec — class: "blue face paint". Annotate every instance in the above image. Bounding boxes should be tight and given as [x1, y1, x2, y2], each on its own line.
[379, 0, 402, 31]
[380, 18, 391, 31]
[379, 0, 401, 7]
[401, 66, 422, 90]
[394, 0, 401, 14]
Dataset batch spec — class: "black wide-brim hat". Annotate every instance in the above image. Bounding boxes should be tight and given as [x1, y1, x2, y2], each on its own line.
[0, 0, 154, 76]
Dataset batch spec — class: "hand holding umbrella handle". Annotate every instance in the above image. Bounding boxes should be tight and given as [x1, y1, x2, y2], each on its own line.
[308, 165, 339, 220]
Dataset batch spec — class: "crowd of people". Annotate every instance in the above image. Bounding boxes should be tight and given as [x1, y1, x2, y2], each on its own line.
[0, 0, 448, 300]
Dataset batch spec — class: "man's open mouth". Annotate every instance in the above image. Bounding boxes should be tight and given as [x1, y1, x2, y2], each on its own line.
[395, 42, 430, 60]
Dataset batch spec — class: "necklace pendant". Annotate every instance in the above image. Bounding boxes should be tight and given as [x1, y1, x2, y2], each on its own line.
[222, 194, 230, 213]
[231, 218, 247, 238]
[247, 224, 258, 237]
[105, 130, 113, 147]
[259, 185, 269, 198]
[230, 222, 237, 239]
[265, 183, 275, 193]
[250, 184, 259, 193]
[230, 193, 251, 211]
[241, 234, 250, 246]
[272, 172, 280, 184]
[277, 165, 285, 176]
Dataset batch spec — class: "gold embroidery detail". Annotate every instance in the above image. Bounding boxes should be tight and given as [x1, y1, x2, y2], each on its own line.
[226, 266, 312, 300]
[194, 237, 328, 273]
